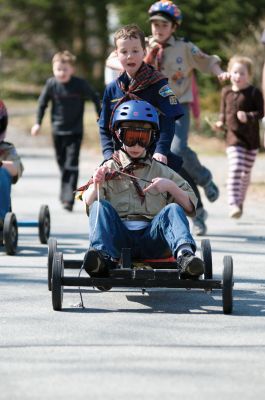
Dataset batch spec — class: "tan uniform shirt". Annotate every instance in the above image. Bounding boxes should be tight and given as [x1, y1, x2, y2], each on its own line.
[98, 151, 197, 220]
[0, 141, 24, 183]
[147, 36, 221, 104]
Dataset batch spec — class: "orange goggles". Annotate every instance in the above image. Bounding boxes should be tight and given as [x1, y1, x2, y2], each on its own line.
[118, 127, 153, 148]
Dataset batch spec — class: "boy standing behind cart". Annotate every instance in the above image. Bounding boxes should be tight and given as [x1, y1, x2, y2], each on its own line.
[31, 50, 101, 211]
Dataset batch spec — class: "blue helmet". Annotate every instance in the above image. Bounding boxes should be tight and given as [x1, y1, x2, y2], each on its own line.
[112, 100, 159, 130]
[148, 1, 182, 26]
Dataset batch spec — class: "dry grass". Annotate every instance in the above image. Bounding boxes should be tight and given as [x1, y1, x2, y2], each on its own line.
[189, 131, 226, 154]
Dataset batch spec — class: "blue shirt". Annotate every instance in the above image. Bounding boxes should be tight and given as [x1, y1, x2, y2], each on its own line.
[99, 72, 183, 160]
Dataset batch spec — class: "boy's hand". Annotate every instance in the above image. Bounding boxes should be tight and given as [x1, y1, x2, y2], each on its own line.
[237, 110, 247, 123]
[217, 71, 230, 82]
[31, 124, 41, 136]
[214, 120, 224, 131]
[93, 166, 110, 185]
[143, 177, 171, 193]
[153, 153, 167, 164]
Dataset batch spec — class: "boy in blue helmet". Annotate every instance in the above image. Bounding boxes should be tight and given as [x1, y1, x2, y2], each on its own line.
[81, 100, 204, 279]
[0, 100, 24, 238]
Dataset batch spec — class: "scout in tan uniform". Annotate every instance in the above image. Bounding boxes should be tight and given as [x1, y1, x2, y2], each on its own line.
[81, 100, 205, 279]
[146, 0, 230, 235]
[0, 100, 24, 229]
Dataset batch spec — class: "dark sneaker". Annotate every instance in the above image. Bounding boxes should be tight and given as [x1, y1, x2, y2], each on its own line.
[192, 207, 208, 236]
[83, 248, 108, 277]
[178, 251, 204, 278]
[83, 248, 114, 291]
[63, 202, 73, 211]
[203, 181, 219, 202]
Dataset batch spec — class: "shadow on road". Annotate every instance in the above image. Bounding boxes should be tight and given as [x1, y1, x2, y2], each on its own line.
[60, 286, 265, 316]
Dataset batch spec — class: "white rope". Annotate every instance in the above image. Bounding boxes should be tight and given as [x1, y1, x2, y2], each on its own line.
[78, 183, 100, 308]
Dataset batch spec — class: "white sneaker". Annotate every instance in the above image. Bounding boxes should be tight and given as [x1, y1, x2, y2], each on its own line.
[229, 205, 242, 219]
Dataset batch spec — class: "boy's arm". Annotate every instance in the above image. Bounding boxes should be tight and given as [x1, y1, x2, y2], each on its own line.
[0, 145, 24, 181]
[31, 80, 51, 135]
[36, 80, 52, 125]
[0, 160, 19, 177]
[99, 88, 115, 159]
[84, 81, 101, 117]
[151, 80, 184, 158]
[186, 41, 229, 81]
[83, 166, 108, 206]
[144, 177, 195, 216]
[154, 115, 175, 157]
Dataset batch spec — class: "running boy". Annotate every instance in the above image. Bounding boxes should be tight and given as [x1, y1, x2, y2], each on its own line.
[31, 50, 101, 211]
[214, 56, 264, 218]
[145, 1, 229, 231]
[0, 100, 24, 234]
[82, 100, 204, 278]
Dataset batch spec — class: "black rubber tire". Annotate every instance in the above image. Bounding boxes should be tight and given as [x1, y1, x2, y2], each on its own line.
[3, 212, 18, 255]
[201, 239, 213, 279]
[38, 205, 50, 244]
[222, 255, 233, 314]
[47, 237, 57, 291]
[52, 252, 64, 311]
[97, 285, 112, 292]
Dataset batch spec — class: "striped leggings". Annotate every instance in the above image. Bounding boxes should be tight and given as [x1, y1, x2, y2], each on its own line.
[226, 145, 258, 206]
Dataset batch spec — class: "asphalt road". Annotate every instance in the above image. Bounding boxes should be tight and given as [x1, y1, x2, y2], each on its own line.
[1, 143, 265, 400]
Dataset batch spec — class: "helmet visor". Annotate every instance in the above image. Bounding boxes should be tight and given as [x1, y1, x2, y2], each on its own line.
[118, 127, 153, 148]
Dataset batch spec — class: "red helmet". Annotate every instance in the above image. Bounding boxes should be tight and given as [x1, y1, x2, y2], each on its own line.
[149, 1, 182, 26]
[0, 100, 8, 135]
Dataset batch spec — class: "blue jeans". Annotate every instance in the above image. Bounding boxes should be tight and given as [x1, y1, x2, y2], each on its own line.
[89, 200, 196, 260]
[171, 103, 212, 187]
[0, 168, 12, 221]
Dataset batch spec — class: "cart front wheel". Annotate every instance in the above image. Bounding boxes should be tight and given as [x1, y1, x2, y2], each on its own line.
[3, 212, 18, 255]
[201, 239, 212, 279]
[38, 205, 50, 244]
[48, 237, 57, 291]
[222, 255, 233, 314]
[52, 252, 64, 311]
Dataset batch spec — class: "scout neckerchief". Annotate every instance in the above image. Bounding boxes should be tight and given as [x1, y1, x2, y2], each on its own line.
[109, 62, 165, 130]
[75, 151, 150, 203]
[144, 42, 170, 71]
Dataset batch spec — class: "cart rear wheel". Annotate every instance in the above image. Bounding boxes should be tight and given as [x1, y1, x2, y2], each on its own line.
[52, 252, 64, 311]
[222, 255, 233, 314]
[3, 212, 18, 255]
[48, 238, 57, 291]
[38, 205, 50, 244]
[201, 239, 212, 279]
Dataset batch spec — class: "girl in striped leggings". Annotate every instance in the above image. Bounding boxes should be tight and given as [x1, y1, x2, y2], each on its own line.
[215, 55, 264, 218]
